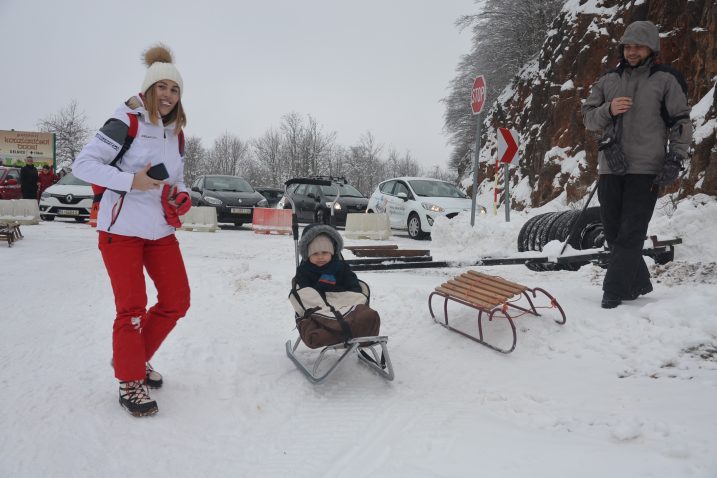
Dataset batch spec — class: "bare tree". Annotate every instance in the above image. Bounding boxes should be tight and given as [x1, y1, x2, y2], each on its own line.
[299, 115, 336, 176]
[183, 136, 206, 186]
[397, 150, 422, 177]
[37, 99, 92, 170]
[207, 132, 249, 176]
[280, 112, 305, 178]
[253, 128, 284, 186]
[443, 0, 563, 175]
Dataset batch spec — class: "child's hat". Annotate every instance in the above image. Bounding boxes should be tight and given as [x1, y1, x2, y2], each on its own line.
[141, 44, 184, 97]
[298, 223, 343, 260]
[308, 234, 334, 257]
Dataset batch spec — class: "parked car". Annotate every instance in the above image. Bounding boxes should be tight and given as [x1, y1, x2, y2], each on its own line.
[189, 175, 268, 226]
[277, 176, 368, 226]
[367, 177, 486, 239]
[254, 186, 284, 208]
[0, 166, 22, 200]
[39, 172, 93, 221]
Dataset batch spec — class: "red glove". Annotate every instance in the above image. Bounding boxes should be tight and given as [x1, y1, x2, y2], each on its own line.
[161, 184, 182, 228]
[174, 191, 191, 215]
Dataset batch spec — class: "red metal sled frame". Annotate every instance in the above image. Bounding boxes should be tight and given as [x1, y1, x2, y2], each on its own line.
[428, 271, 566, 353]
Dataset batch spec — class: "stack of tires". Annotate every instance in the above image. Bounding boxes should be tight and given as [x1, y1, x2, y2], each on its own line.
[517, 207, 605, 271]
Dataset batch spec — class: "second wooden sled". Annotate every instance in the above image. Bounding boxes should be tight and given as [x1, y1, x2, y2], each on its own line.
[428, 270, 566, 353]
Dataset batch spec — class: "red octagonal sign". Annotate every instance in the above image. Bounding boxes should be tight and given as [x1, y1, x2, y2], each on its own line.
[471, 75, 487, 115]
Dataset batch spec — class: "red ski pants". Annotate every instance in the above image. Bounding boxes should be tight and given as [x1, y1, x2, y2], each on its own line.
[98, 231, 190, 381]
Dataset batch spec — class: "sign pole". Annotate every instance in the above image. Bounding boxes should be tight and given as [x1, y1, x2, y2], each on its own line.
[503, 163, 510, 222]
[469, 75, 486, 227]
[470, 117, 481, 226]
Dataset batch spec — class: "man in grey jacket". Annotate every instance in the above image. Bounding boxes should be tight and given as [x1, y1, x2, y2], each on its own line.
[582, 20, 692, 309]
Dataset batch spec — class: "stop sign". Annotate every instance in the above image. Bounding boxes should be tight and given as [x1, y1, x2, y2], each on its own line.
[471, 75, 487, 115]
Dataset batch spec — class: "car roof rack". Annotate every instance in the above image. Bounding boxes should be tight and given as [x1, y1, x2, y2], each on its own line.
[285, 176, 348, 187]
[310, 175, 347, 184]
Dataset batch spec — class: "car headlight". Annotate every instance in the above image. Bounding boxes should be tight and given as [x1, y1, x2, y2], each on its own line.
[41, 192, 50, 199]
[326, 202, 342, 210]
[257, 198, 268, 207]
[203, 196, 222, 206]
[421, 202, 444, 213]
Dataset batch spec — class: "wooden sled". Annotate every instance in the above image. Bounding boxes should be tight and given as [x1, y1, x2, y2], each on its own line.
[428, 271, 566, 353]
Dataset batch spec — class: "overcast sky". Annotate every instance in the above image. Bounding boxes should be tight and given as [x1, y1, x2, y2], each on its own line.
[1, 0, 478, 171]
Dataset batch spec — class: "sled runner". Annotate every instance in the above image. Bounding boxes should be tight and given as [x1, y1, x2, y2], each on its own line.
[283, 177, 395, 383]
[428, 270, 566, 353]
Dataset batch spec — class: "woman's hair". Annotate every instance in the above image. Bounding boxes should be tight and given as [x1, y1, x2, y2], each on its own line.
[143, 84, 187, 135]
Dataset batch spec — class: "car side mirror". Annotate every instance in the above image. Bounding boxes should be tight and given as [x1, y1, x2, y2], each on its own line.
[397, 192, 408, 201]
[191, 186, 200, 192]
[307, 193, 316, 200]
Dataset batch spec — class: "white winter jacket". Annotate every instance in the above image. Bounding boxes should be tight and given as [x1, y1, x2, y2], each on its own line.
[73, 97, 187, 240]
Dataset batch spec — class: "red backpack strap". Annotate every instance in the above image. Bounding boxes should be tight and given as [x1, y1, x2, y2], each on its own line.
[126, 112, 139, 138]
[178, 129, 185, 156]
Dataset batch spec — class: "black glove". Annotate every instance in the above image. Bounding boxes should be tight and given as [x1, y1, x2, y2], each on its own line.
[654, 151, 684, 187]
[598, 132, 628, 175]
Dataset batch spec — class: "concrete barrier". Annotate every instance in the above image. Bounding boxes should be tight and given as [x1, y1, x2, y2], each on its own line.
[0, 199, 40, 225]
[343, 213, 391, 240]
[179, 206, 218, 232]
[252, 207, 291, 235]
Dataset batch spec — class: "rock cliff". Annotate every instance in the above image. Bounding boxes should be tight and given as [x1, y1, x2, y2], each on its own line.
[460, 0, 717, 209]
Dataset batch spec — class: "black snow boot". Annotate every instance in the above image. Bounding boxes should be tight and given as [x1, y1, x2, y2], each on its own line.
[145, 362, 163, 389]
[622, 284, 654, 301]
[119, 381, 158, 417]
[601, 292, 622, 309]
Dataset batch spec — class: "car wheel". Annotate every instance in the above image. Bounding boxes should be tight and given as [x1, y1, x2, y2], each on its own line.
[407, 213, 425, 240]
[315, 209, 328, 225]
[366, 209, 374, 213]
[234, 221, 244, 227]
[41, 215, 54, 221]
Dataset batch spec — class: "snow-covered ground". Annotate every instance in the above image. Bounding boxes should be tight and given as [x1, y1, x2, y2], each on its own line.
[2, 195, 716, 478]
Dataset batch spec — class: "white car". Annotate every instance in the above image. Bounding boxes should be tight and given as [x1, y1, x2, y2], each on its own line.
[39, 173, 93, 222]
[367, 177, 485, 239]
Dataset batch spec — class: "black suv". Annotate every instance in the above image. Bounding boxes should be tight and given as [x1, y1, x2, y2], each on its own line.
[189, 175, 268, 226]
[280, 176, 368, 226]
[254, 186, 284, 208]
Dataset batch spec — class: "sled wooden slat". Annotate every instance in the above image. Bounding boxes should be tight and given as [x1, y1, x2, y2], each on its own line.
[428, 271, 566, 353]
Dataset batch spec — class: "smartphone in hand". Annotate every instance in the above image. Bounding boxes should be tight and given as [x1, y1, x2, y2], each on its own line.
[146, 163, 169, 180]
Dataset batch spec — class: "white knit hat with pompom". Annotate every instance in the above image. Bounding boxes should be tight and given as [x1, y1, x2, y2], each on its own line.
[141, 44, 183, 97]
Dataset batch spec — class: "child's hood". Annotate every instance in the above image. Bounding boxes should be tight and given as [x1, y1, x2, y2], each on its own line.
[298, 223, 344, 260]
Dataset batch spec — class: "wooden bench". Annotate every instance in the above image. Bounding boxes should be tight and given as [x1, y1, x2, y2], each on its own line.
[0, 222, 23, 247]
[428, 270, 566, 353]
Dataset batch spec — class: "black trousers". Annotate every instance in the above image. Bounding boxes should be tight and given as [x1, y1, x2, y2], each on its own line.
[598, 174, 658, 297]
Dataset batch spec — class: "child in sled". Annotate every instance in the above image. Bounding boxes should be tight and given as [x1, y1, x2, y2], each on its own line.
[290, 224, 380, 348]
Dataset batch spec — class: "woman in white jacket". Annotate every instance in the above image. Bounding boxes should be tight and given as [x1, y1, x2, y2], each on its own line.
[73, 44, 191, 417]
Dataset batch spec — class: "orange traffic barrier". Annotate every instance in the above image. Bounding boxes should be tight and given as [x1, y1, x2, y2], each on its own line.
[89, 202, 99, 228]
[252, 207, 291, 235]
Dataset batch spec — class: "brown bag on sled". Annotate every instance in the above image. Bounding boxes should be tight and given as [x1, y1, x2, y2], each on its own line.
[298, 304, 381, 349]
[289, 284, 380, 349]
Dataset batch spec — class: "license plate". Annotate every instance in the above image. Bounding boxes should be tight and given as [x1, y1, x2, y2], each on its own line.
[58, 209, 79, 215]
[230, 208, 252, 214]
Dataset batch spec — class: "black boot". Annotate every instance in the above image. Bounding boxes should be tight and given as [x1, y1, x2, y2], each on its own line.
[622, 284, 654, 301]
[119, 380, 158, 417]
[145, 362, 163, 389]
[601, 292, 622, 309]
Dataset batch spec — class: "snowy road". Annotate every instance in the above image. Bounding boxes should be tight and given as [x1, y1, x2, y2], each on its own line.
[1, 204, 716, 477]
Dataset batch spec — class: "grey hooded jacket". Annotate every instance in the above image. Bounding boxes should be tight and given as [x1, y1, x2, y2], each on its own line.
[582, 21, 692, 175]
